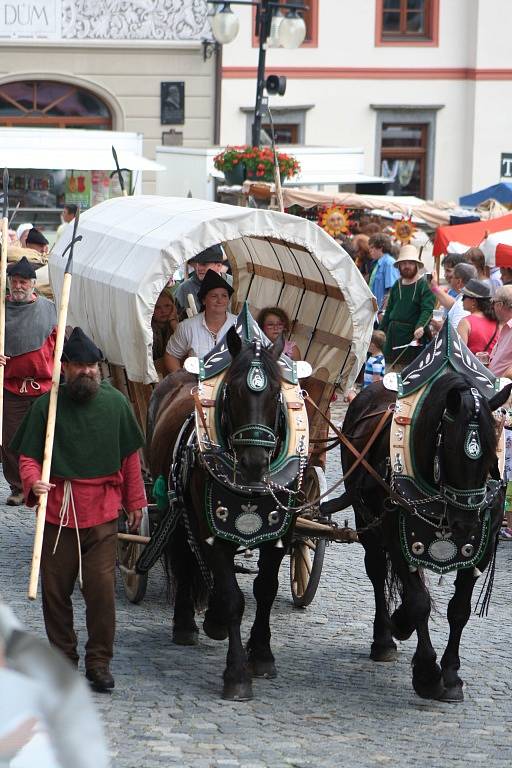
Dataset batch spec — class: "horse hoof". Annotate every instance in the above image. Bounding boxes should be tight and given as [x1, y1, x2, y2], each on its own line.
[412, 677, 445, 700]
[172, 629, 199, 646]
[438, 685, 464, 703]
[248, 659, 277, 678]
[222, 681, 253, 701]
[203, 616, 228, 641]
[370, 644, 398, 662]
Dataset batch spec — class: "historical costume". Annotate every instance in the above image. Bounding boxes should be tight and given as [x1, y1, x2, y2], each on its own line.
[1, 257, 57, 505]
[166, 269, 236, 364]
[174, 245, 232, 317]
[379, 245, 435, 366]
[11, 328, 146, 692]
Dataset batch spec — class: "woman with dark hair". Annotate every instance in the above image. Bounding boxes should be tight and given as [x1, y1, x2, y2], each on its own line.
[257, 307, 301, 361]
[457, 279, 500, 356]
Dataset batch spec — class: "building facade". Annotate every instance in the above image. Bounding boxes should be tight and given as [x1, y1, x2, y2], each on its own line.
[0, 1, 217, 196]
[220, 0, 512, 202]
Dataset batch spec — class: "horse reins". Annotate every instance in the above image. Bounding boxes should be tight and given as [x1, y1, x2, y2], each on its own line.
[303, 394, 418, 515]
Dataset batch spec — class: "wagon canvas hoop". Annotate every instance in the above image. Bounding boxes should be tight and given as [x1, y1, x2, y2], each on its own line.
[49, 196, 376, 402]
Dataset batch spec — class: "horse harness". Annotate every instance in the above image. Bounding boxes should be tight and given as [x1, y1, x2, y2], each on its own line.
[388, 380, 505, 574]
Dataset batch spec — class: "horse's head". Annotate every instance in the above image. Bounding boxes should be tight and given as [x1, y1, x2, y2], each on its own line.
[223, 326, 284, 485]
[418, 373, 512, 537]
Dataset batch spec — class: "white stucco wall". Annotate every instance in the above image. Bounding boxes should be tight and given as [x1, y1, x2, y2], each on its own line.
[219, 0, 512, 202]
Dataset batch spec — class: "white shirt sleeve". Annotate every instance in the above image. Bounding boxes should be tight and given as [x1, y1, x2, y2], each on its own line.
[165, 321, 191, 359]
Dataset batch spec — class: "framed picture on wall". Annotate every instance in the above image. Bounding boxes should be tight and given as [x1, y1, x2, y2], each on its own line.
[160, 82, 185, 125]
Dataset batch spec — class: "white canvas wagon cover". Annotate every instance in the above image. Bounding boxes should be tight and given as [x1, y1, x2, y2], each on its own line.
[50, 195, 375, 388]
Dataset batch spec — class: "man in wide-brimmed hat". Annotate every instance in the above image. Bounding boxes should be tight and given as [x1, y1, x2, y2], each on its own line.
[11, 327, 146, 693]
[174, 244, 232, 317]
[379, 244, 435, 368]
[0, 257, 57, 505]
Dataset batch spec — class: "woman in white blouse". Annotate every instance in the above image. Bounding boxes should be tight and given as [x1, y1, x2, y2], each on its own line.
[164, 269, 236, 373]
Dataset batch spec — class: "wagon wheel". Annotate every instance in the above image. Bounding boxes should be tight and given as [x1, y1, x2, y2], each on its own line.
[117, 506, 150, 604]
[290, 465, 328, 608]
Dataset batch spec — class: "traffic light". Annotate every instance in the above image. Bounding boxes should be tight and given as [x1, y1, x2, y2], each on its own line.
[265, 75, 287, 96]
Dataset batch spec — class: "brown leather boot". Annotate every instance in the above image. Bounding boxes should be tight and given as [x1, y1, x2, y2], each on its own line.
[86, 666, 115, 693]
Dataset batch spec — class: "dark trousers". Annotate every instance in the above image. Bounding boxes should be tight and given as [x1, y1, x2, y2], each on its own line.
[1, 390, 35, 492]
[41, 520, 118, 670]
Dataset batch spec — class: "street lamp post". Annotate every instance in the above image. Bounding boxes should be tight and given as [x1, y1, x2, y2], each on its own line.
[209, 1, 307, 148]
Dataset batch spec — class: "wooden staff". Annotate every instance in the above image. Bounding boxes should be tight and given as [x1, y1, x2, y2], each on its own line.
[28, 212, 83, 600]
[267, 108, 284, 213]
[0, 168, 9, 446]
[111, 145, 129, 197]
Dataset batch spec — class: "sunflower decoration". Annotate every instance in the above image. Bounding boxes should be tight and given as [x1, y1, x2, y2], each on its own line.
[391, 216, 417, 245]
[319, 205, 352, 238]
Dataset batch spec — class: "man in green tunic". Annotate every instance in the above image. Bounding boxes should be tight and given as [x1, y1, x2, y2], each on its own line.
[379, 244, 435, 368]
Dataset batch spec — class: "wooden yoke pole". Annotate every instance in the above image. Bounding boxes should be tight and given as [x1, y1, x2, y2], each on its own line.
[0, 169, 9, 445]
[28, 212, 82, 600]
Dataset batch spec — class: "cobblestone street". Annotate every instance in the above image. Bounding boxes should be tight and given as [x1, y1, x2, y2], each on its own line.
[2, 440, 512, 768]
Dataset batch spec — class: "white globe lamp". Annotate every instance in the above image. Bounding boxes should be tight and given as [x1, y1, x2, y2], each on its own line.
[278, 10, 306, 49]
[211, 3, 240, 45]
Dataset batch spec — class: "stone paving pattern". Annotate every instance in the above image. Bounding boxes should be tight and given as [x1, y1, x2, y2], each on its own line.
[1, 421, 512, 767]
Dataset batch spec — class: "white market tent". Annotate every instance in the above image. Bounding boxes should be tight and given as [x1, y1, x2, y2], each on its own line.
[0, 127, 164, 172]
[50, 196, 375, 402]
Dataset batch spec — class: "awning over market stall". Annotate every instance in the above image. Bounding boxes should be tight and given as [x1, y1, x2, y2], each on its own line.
[0, 127, 164, 171]
[460, 183, 512, 207]
[433, 212, 512, 257]
[480, 230, 512, 267]
[281, 188, 454, 228]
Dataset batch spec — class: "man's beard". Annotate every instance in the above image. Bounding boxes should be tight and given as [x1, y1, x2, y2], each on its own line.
[10, 288, 33, 303]
[400, 267, 417, 279]
[67, 372, 101, 402]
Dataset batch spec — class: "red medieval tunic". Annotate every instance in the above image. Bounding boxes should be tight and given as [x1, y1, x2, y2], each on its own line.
[5, 294, 56, 397]
[19, 452, 146, 527]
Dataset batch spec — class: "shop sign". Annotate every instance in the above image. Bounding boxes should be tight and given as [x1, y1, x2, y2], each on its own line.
[501, 154, 512, 179]
[66, 171, 91, 207]
[0, 1, 61, 39]
[161, 82, 185, 125]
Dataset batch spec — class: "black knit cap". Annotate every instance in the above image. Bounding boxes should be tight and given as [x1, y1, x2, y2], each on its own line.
[197, 269, 234, 304]
[188, 244, 224, 265]
[26, 228, 49, 247]
[7, 256, 37, 279]
[62, 327, 103, 364]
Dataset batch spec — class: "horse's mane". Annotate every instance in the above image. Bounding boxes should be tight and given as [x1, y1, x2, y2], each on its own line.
[225, 343, 282, 388]
[415, 370, 497, 460]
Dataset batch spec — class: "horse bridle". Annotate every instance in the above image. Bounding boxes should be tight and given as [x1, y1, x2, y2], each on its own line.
[222, 339, 284, 460]
[433, 386, 499, 515]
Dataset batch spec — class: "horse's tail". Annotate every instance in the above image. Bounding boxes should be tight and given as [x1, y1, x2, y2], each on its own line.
[383, 551, 434, 616]
[163, 518, 209, 612]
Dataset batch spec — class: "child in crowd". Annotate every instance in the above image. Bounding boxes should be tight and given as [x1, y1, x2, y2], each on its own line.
[363, 330, 386, 388]
[346, 331, 386, 402]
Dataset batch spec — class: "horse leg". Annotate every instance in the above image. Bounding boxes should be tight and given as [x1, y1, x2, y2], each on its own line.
[357, 513, 397, 662]
[204, 540, 252, 701]
[393, 564, 443, 700]
[168, 523, 200, 646]
[247, 542, 287, 678]
[439, 568, 478, 702]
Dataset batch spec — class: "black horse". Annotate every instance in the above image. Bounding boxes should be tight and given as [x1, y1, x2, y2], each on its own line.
[323, 370, 512, 702]
[148, 328, 293, 701]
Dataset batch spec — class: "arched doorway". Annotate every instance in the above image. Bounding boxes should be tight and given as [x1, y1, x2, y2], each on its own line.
[0, 80, 112, 128]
